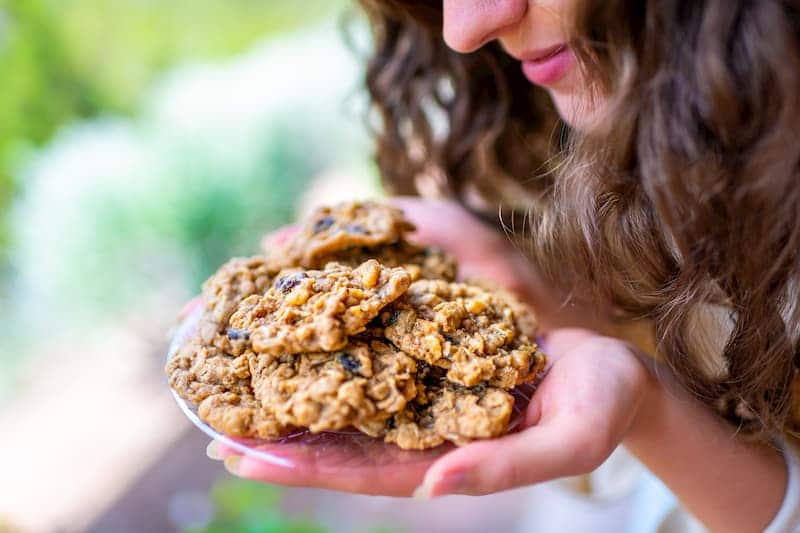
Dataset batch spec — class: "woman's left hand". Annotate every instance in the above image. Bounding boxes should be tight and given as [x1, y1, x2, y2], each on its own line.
[411, 329, 650, 497]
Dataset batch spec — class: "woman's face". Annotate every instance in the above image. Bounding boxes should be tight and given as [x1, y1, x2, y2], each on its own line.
[442, 0, 593, 127]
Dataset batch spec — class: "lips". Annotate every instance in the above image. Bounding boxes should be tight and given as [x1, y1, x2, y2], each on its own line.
[518, 44, 573, 86]
[521, 44, 567, 63]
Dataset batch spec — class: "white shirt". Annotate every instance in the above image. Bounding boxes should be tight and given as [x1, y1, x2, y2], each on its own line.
[515, 439, 800, 532]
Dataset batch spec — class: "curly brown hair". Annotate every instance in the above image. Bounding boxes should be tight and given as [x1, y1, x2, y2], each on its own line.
[357, 0, 800, 439]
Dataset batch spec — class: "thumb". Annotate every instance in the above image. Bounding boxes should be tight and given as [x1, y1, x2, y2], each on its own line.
[413, 411, 592, 498]
[389, 197, 509, 257]
[260, 224, 300, 252]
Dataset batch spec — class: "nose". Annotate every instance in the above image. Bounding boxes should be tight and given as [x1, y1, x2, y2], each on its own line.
[442, 0, 528, 53]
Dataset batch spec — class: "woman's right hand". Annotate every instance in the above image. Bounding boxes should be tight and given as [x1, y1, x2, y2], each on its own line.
[389, 197, 612, 334]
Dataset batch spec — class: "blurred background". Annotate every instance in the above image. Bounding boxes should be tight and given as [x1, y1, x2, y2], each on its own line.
[0, 2, 589, 532]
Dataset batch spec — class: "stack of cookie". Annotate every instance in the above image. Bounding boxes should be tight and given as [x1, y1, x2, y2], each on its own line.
[166, 202, 546, 450]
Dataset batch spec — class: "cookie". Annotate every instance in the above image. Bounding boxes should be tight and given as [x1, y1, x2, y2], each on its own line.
[166, 340, 252, 404]
[197, 390, 288, 439]
[385, 383, 515, 449]
[313, 241, 457, 282]
[267, 201, 415, 270]
[431, 386, 515, 445]
[228, 260, 411, 355]
[384, 403, 445, 450]
[382, 280, 546, 388]
[249, 337, 418, 435]
[166, 340, 291, 439]
[196, 255, 279, 347]
[467, 278, 541, 339]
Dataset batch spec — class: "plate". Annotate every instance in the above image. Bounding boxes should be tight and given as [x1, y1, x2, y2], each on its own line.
[167, 304, 535, 470]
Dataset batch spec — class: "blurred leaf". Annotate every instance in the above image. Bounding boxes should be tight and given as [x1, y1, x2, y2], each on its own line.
[186, 477, 327, 533]
[210, 478, 282, 518]
[0, 0, 348, 262]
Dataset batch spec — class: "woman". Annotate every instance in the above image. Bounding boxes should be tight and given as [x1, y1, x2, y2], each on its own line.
[211, 1, 800, 530]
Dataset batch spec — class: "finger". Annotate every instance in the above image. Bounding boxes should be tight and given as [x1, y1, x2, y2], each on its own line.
[536, 328, 599, 363]
[390, 197, 507, 259]
[261, 224, 300, 250]
[177, 296, 203, 321]
[206, 440, 239, 461]
[206, 438, 438, 496]
[390, 197, 534, 289]
[224, 449, 434, 497]
[416, 414, 599, 497]
[171, 299, 204, 349]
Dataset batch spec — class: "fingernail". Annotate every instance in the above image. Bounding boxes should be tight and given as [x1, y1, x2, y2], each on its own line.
[413, 471, 467, 500]
[412, 479, 434, 500]
[178, 297, 203, 320]
[223, 455, 242, 476]
[431, 471, 467, 497]
[526, 397, 543, 426]
[206, 441, 222, 461]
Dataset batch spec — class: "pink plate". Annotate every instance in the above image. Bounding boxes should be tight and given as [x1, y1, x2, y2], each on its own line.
[167, 304, 536, 470]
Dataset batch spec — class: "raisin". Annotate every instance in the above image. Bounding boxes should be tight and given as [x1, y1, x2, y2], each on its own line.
[385, 417, 397, 430]
[421, 365, 446, 386]
[275, 272, 308, 293]
[385, 309, 402, 325]
[226, 328, 250, 341]
[419, 412, 435, 428]
[337, 352, 361, 374]
[343, 223, 367, 235]
[312, 216, 335, 234]
[469, 384, 487, 395]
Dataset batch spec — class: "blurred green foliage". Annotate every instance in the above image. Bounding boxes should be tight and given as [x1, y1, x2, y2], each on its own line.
[0, 0, 369, 400]
[0, 0, 346, 259]
[187, 478, 326, 533]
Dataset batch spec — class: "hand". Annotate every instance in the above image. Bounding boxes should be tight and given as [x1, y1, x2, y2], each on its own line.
[412, 328, 650, 497]
[390, 198, 614, 334]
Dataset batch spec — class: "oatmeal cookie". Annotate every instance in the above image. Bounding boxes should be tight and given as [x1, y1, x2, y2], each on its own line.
[195, 255, 279, 347]
[467, 278, 541, 339]
[385, 383, 515, 449]
[249, 337, 418, 435]
[431, 386, 515, 445]
[228, 260, 411, 355]
[166, 340, 252, 404]
[313, 241, 457, 282]
[384, 403, 445, 450]
[267, 201, 415, 269]
[197, 390, 287, 439]
[382, 280, 546, 388]
[166, 340, 290, 439]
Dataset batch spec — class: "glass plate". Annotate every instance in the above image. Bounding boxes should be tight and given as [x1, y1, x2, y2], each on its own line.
[167, 304, 535, 470]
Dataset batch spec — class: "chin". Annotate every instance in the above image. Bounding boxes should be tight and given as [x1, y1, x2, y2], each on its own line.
[550, 90, 598, 131]
[550, 91, 593, 131]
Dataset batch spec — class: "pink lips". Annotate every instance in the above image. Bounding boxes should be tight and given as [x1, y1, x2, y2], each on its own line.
[520, 45, 573, 86]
